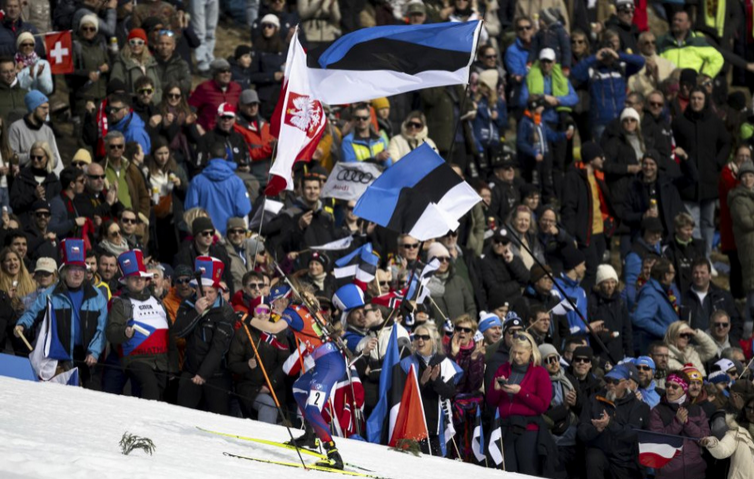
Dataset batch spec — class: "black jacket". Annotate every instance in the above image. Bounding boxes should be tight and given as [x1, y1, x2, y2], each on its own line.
[578, 389, 649, 468]
[664, 237, 706, 292]
[194, 127, 252, 175]
[681, 283, 742, 343]
[173, 241, 235, 295]
[604, 15, 640, 53]
[248, 48, 285, 118]
[561, 164, 616, 247]
[588, 289, 633, 363]
[10, 167, 62, 223]
[227, 319, 289, 405]
[478, 247, 530, 308]
[619, 158, 698, 236]
[488, 176, 523, 224]
[537, 226, 575, 276]
[641, 112, 674, 163]
[515, 284, 569, 349]
[174, 297, 236, 378]
[602, 129, 642, 217]
[671, 105, 731, 202]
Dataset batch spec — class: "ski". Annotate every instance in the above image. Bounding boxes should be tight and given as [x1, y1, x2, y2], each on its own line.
[197, 426, 373, 472]
[223, 452, 389, 479]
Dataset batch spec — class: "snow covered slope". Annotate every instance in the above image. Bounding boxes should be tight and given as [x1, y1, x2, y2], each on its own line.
[0, 377, 538, 479]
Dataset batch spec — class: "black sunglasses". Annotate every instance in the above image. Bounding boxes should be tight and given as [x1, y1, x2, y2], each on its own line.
[246, 282, 265, 289]
[121, 218, 137, 224]
[455, 326, 473, 333]
[679, 333, 693, 339]
[199, 230, 214, 237]
[87, 174, 106, 180]
[402, 243, 419, 249]
[714, 322, 730, 328]
[573, 357, 591, 364]
[109, 144, 125, 150]
[167, 93, 182, 99]
[414, 334, 431, 341]
[176, 278, 191, 285]
[35, 211, 51, 218]
[605, 377, 623, 385]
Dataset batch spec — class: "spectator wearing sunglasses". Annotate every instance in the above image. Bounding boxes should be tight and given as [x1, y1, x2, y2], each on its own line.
[13, 32, 52, 96]
[588, 265, 633, 364]
[249, 14, 286, 119]
[24, 200, 58, 262]
[425, 242, 476, 329]
[111, 29, 163, 104]
[153, 29, 191, 95]
[604, 0, 640, 55]
[8, 91, 63, 176]
[664, 321, 717, 376]
[649, 370, 710, 479]
[341, 104, 391, 167]
[173, 216, 235, 294]
[578, 363, 649, 479]
[387, 111, 437, 163]
[9, 139, 61, 225]
[227, 299, 290, 424]
[632, 356, 661, 408]
[231, 270, 269, 313]
[628, 32, 677, 98]
[100, 130, 150, 224]
[568, 346, 602, 401]
[487, 331, 556, 476]
[539, 342, 581, 478]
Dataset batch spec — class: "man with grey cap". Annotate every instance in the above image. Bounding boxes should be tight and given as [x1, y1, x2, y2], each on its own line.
[189, 58, 242, 131]
[234, 89, 274, 188]
[225, 217, 253, 290]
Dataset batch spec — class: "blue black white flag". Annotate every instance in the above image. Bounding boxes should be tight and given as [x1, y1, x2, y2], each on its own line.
[333, 243, 379, 283]
[354, 143, 481, 241]
[306, 21, 483, 104]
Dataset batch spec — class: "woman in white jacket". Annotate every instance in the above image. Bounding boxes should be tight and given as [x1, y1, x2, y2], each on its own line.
[387, 111, 438, 162]
[701, 408, 754, 479]
[663, 321, 717, 376]
[14, 32, 53, 95]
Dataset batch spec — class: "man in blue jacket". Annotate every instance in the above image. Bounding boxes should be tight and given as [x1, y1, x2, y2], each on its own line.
[185, 142, 252, 237]
[571, 46, 645, 141]
[106, 93, 151, 155]
[505, 16, 534, 109]
[632, 258, 681, 354]
[14, 239, 108, 389]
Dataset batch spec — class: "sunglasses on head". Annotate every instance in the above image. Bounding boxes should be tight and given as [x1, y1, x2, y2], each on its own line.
[455, 326, 473, 333]
[545, 355, 560, 365]
[414, 334, 432, 342]
[158, 29, 175, 37]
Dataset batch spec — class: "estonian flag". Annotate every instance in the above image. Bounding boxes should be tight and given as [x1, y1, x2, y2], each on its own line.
[29, 296, 71, 381]
[637, 430, 685, 469]
[333, 243, 379, 284]
[366, 325, 401, 444]
[471, 406, 485, 463]
[488, 409, 504, 467]
[306, 21, 483, 105]
[353, 143, 481, 241]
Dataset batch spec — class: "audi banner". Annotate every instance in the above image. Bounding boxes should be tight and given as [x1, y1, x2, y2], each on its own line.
[320, 162, 383, 201]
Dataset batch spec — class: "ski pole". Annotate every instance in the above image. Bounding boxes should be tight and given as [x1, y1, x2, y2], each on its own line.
[242, 321, 308, 470]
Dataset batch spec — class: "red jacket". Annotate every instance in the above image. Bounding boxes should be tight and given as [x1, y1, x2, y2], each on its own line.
[486, 362, 552, 430]
[188, 79, 242, 131]
[719, 163, 740, 252]
[233, 116, 274, 162]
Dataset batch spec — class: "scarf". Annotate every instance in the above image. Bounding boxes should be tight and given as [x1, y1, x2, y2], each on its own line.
[14, 51, 38, 69]
[667, 286, 680, 315]
[550, 368, 575, 406]
[669, 393, 687, 405]
[309, 271, 326, 291]
[99, 238, 130, 256]
[426, 271, 448, 298]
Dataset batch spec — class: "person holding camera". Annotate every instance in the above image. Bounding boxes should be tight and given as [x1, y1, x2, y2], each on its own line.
[486, 331, 555, 476]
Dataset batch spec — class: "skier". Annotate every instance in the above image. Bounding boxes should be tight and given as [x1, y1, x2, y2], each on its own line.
[247, 282, 365, 470]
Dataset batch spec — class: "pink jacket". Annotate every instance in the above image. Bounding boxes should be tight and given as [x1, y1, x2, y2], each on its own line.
[188, 80, 242, 131]
[486, 362, 552, 430]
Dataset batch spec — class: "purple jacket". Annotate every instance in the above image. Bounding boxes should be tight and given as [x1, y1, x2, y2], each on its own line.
[649, 398, 709, 479]
[444, 341, 484, 395]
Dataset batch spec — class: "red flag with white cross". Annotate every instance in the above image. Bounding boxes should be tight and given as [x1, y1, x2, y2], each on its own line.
[43, 31, 74, 75]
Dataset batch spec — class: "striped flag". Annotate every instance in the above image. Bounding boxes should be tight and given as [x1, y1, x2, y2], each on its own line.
[333, 243, 379, 284]
[366, 325, 400, 444]
[637, 430, 685, 469]
[306, 22, 483, 105]
[353, 143, 481, 241]
[488, 409, 504, 466]
[310, 235, 355, 251]
[260, 332, 288, 351]
[471, 405, 485, 463]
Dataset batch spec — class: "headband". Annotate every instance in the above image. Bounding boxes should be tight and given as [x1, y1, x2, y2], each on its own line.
[666, 373, 689, 393]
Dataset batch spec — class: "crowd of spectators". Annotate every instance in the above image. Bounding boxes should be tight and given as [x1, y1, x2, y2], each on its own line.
[0, 0, 754, 477]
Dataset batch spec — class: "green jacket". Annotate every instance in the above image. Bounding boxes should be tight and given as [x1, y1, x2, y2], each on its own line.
[111, 51, 163, 103]
[657, 31, 724, 78]
[420, 85, 475, 153]
[526, 61, 572, 113]
[0, 80, 28, 121]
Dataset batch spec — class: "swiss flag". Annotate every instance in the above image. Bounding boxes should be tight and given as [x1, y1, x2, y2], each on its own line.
[43, 31, 74, 75]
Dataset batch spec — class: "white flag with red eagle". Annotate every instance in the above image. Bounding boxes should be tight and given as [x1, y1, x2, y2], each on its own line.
[265, 32, 326, 197]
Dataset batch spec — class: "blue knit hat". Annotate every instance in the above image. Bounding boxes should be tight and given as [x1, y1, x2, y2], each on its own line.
[25, 90, 49, 112]
[478, 312, 503, 333]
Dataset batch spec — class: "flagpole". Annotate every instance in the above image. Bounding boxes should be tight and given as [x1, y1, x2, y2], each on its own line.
[504, 226, 620, 366]
[241, 322, 309, 470]
[252, 138, 277, 271]
[17, 330, 33, 351]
